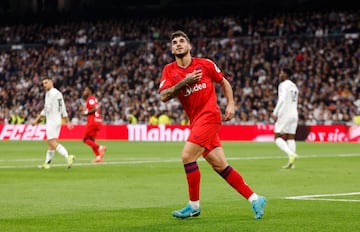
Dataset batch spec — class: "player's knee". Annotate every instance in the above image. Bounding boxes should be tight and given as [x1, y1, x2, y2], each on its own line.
[278, 134, 288, 140]
[287, 134, 295, 139]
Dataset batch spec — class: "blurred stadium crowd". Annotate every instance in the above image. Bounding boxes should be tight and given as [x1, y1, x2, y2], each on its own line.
[0, 8, 359, 125]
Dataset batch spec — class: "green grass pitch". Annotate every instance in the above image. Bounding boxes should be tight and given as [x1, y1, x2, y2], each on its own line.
[0, 140, 359, 231]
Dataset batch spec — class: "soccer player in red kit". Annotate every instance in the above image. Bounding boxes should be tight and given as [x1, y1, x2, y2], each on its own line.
[159, 30, 266, 219]
[82, 86, 106, 163]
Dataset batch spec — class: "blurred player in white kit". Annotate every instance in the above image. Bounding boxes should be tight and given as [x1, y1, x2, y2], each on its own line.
[32, 76, 75, 169]
[272, 68, 299, 169]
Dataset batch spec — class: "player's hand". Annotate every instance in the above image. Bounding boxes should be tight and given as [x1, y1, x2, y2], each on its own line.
[272, 114, 278, 122]
[67, 122, 74, 130]
[31, 119, 38, 126]
[223, 104, 235, 121]
[185, 69, 202, 84]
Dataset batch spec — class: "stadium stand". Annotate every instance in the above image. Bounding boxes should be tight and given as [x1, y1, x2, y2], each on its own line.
[0, 3, 359, 125]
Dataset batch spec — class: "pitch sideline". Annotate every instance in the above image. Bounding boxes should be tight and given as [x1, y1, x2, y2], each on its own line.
[1, 152, 360, 169]
[285, 192, 360, 202]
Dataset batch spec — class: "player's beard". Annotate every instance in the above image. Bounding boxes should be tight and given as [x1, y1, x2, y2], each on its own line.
[173, 46, 190, 59]
[174, 51, 187, 59]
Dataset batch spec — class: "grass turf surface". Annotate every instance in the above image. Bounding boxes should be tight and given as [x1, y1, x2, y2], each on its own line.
[0, 140, 359, 231]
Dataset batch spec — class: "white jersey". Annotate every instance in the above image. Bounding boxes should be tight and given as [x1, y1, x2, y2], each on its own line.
[40, 88, 68, 139]
[273, 79, 299, 134]
[273, 79, 298, 118]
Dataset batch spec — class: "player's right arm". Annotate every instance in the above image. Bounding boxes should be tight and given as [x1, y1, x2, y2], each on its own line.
[32, 114, 44, 125]
[84, 98, 99, 115]
[272, 83, 285, 120]
[32, 107, 46, 125]
[160, 69, 202, 102]
[159, 81, 184, 102]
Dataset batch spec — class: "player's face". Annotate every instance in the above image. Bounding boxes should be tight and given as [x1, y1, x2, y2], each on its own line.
[41, 79, 53, 91]
[171, 36, 191, 58]
[83, 87, 90, 98]
[279, 71, 286, 81]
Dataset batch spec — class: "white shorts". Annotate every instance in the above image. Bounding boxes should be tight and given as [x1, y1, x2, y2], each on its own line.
[46, 123, 61, 140]
[274, 116, 298, 134]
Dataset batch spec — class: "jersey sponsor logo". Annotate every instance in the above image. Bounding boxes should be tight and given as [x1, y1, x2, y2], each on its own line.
[184, 82, 207, 97]
[89, 99, 96, 105]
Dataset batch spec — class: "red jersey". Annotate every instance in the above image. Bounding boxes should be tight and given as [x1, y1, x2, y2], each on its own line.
[159, 58, 223, 126]
[86, 95, 102, 124]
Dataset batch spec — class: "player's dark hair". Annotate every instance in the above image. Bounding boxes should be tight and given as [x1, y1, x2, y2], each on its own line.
[41, 76, 52, 81]
[282, 68, 293, 78]
[170, 30, 190, 43]
[88, 86, 95, 93]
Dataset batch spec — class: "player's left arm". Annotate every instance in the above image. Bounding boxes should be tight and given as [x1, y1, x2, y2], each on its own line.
[219, 77, 235, 121]
[59, 95, 73, 129]
[63, 116, 73, 129]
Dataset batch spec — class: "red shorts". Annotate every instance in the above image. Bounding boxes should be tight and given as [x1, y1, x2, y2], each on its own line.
[84, 123, 101, 138]
[187, 123, 222, 157]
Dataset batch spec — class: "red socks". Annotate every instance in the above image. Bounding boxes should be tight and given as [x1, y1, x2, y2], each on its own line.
[84, 138, 100, 156]
[184, 162, 201, 201]
[184, 162, 254, 201]
[220, 165, 254, 199]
